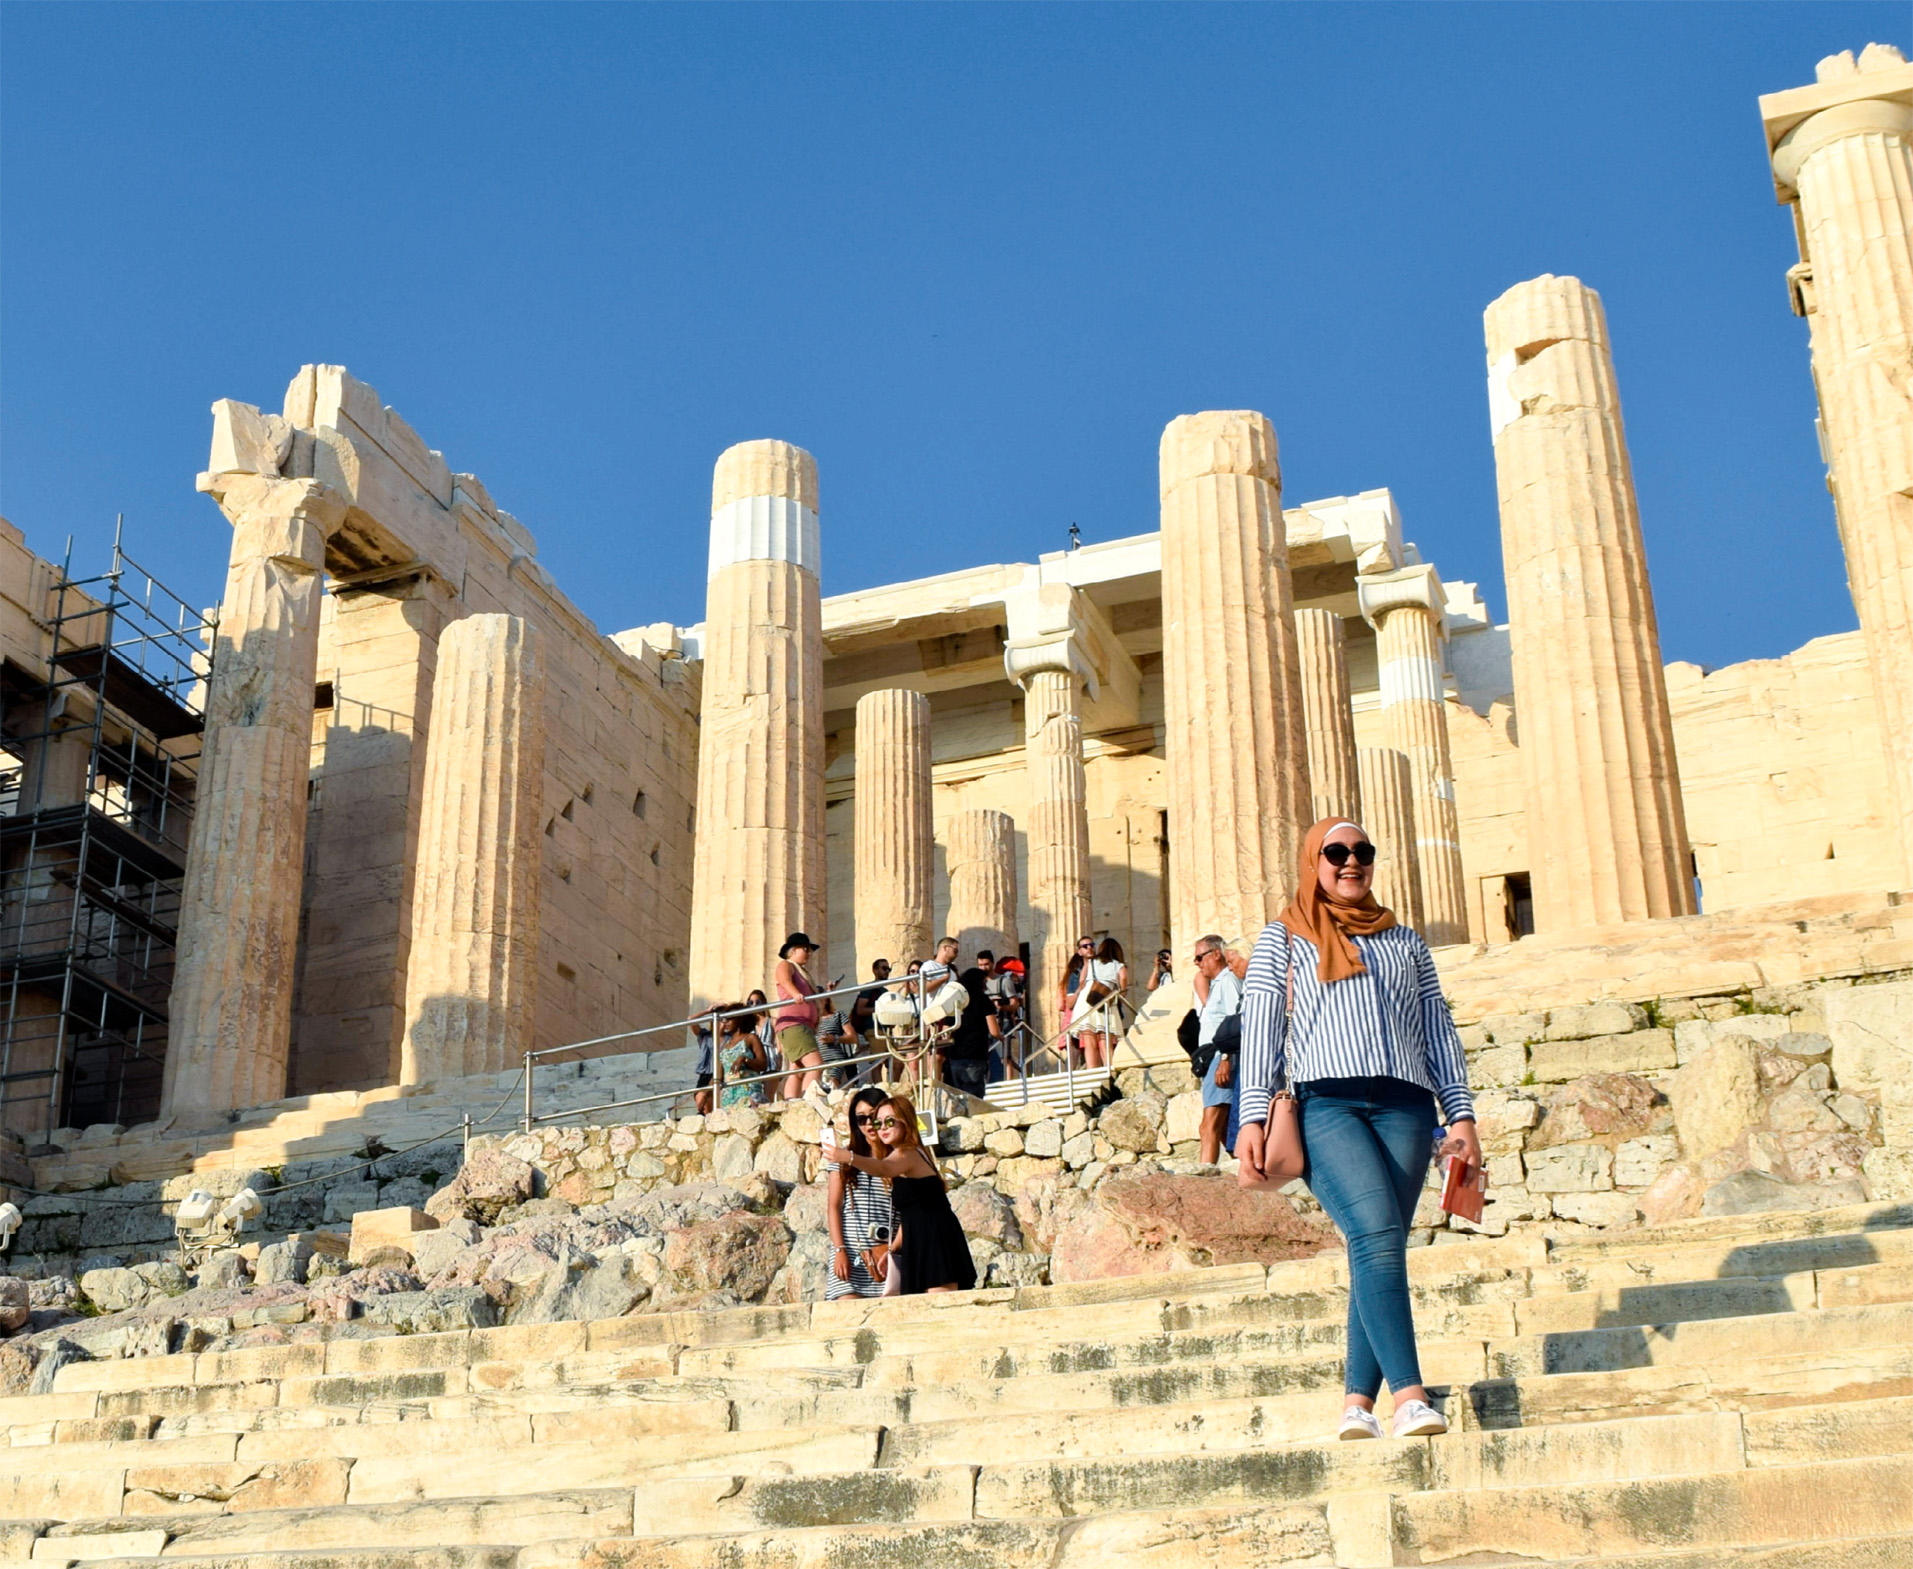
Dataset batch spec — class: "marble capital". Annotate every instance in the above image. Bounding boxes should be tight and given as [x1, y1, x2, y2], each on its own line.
[1761, 48, 1913, 199]
[1356, 563, 1447, 631]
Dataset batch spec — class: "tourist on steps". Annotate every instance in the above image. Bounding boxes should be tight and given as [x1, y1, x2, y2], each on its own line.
[824, 1086, 893, 1299]
[1236, 817, 1481, 1442]
[1074, 936, 1129, 1070]
[826, 1092, 977, 1294]
[1191, 934, 1242, 1167]
[772, 933, 826, 1100]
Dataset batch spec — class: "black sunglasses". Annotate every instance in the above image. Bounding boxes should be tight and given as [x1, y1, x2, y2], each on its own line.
[1322, 841, 1378, 867]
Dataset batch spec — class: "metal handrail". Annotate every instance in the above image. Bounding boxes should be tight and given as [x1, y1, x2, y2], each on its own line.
[516, 970, 1144, 1136]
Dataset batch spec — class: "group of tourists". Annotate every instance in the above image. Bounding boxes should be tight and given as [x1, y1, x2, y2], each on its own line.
[691, 932, 1033, 1109]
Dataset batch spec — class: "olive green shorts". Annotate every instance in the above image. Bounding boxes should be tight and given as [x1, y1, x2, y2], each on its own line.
[777, 1024, 820, 1066]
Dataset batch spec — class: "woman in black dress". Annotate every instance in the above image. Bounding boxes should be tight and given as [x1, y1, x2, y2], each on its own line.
[826, 1092, 976, 1294]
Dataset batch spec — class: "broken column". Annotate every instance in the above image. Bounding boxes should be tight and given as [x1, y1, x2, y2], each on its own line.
[1764, 45, 1913, 879]
[400, 614, 545, 1085]
[1294, 607, 1363, 825]
[853, 688, 934, 977]
[1358, 746, 1425, 933]
[163, 474, 346, 1119]
[947, 807, 1018, 969]
[1159, 410, 1312, 956]
[689, 441, 826, 1011]
[1485, 274, 1696, 931]
[1358, 565, 1467, 946]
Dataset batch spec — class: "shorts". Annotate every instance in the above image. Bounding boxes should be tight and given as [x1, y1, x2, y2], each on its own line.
[944, 1053, 989, 1100]
[1201, 1052, 1235, 1109]
[776, 1024, 820, 1066]
[695, 1071, 714, 1090]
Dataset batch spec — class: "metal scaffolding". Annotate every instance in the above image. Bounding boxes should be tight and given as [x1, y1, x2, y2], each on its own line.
[0, 524, 213, 1136]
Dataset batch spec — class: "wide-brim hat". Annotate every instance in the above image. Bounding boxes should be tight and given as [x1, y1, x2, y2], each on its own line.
[778, 932, 816, 957]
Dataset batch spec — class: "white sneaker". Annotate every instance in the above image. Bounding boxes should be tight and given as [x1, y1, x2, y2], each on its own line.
[1338, 1405, 1383, 1441]
[1391, 1398, 1448, 1437]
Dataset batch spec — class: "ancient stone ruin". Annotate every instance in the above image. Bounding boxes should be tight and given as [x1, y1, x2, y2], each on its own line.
[0, 42, 1907, 1568]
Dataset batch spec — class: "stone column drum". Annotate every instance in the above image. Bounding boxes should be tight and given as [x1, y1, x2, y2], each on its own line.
[1159, 410, 1313, 957]
[1358, 746, 1425, 933]
[1016, 666, 1092, 1040]
[689, 441, 826, 1012]
[1358, 565, 1467, 946]
[400, 614, 546, 1085]
[1764, 45, 1913, 878]
[163, 475, 346, 1119]
[1485, 274, 1696, 931]
[1294, 607, 1363, 826]
[853, 688, 934, 978]
[947, 808, 1018, 970]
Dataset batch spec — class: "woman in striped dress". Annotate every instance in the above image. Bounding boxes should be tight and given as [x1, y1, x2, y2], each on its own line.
[1236, 818, 1482, 1442]
[826, 1086, 892, 1300]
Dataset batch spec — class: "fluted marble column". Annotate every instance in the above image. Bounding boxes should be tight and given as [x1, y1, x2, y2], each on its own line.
[1017, 666, 1092, 1039]
[1485, 275, 1696, 931]
[1294, 607, 1363, 826]
[163, 475, 345, 1119]
[947, 808, 1018, 969]
[688, 441, 826, 1012]
[1159, 411, 1312, 958]
[401, 615, 545, 1084]
[854, 688, 934, 976]
[1358, 746, 1425, 933]
[1764, 45, 1913, 879]
[1359, 565, 1467, 946]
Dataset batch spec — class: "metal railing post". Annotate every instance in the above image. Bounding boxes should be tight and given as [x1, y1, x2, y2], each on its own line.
[522, 1051, 534, 1135]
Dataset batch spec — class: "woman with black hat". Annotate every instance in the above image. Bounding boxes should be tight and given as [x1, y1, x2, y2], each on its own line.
[772, 932, 826, 1100]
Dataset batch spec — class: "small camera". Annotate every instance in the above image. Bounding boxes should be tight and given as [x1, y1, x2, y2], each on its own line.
[868, 1224, 892, 1245]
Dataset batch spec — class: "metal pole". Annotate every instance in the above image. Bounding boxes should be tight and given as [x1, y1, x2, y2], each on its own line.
[522, 1052, 534, 1134]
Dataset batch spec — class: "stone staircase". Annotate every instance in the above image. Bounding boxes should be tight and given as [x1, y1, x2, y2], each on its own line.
[5, 1201, 1913, 1566]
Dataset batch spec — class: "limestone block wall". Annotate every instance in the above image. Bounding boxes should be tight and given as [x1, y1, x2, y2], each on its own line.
[1666, 632, 1897, 912]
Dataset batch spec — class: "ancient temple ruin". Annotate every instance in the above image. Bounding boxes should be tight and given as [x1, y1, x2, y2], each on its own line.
[0, 44, 1907, 1152]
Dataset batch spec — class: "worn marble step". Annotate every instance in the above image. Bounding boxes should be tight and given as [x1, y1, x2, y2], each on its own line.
[30, 1548, 512, 1569]
[1391, 1452, 1913, 1562]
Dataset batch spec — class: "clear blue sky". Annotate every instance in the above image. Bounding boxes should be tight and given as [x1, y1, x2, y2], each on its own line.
[3, 3, 1902, 668]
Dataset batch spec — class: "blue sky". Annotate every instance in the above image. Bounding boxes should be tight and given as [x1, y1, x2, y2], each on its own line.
[2, 3, 1902, 668]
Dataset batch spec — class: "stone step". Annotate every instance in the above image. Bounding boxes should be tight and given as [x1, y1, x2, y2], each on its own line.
[1391, 1453, 1913, 1562]
[1526, 1220, 1913, 1296]
[36, 1553, 516, 1569]
[1535, 1201, 1913, 1264]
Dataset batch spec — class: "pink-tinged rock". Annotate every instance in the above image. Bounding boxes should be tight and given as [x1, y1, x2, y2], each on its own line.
[663, 1213, 792, 1300]
[949, 1182, 1023, 1248]
[1050, 1172, 1336, 1283]
[1527, 1074, 1665, 1151]
[426, 1147, 539, 1226]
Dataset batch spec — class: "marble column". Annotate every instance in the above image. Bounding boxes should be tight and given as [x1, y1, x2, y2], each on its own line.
[1014, 664, 1092, 1040]
[689, 441, 826, 1012]
[1159, 410, 1312, 958]
[400, 614, 545, 1085]
[947, 808, 1018, 969]
[1764, 45, 1913, 880]
[1358, 565, 1467, 946]
[1485, 274, 1696, 931]
[163, 475, 345, 1119]
[853, 688, 934, 977]
[1358, 746, 1425, 933]
[1294, 607, 1363, 826]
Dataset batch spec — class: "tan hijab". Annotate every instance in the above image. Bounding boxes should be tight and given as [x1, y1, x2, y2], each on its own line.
[1278, 817, 1397, 984]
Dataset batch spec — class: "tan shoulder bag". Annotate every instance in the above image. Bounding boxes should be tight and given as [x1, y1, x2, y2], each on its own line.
[1262, 935, 1307, 1182]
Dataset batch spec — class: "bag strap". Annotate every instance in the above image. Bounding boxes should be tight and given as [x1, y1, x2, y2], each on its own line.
[1279, 929, 1296, 1097]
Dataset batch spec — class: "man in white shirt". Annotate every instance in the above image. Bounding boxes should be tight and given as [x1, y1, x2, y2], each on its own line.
[1194, 934, 1243, 1166]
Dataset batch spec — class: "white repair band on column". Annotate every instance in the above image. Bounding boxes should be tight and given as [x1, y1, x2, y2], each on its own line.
[1379, 656, 1445, 707]
[1487, 351, 1520, 440]
[708, 494, 821, 579]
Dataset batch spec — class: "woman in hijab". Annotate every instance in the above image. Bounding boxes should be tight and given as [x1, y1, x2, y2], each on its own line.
[1236, 818, 1481, 1442]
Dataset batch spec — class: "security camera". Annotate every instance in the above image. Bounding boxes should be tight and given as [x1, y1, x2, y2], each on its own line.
[0, 1201, 21, 1252]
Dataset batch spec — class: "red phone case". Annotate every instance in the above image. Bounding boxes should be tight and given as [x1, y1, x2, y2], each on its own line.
[1440, 1155, 1487, 1224]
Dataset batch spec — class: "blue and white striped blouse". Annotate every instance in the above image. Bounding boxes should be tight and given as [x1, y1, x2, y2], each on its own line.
[1237, 920, 1475, 1127]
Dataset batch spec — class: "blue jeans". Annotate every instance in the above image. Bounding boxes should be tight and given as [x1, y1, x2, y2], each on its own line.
[1299, 1076, 1436, 1400]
